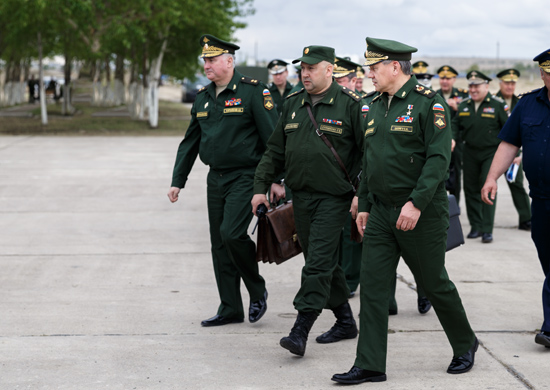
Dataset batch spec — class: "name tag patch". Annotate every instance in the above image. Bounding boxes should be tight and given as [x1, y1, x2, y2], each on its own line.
[459, 112, 470, 117]
[197, 111, 208, 118]
[320, 125, 342, 134]
[481, 113, 495, 118]
[285, 123, 299, 130]
[390, 125, 413, 133]
[365, 128, 375, 136]
[224, 107, 244, 114]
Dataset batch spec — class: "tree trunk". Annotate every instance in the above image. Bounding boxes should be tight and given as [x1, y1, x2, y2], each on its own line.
[148, 38, 168, 128]
[62, 50, 74, 115]
[114, 53, 125, 105]
[92, 59, 101, 105]
[38, 32, 48, 125]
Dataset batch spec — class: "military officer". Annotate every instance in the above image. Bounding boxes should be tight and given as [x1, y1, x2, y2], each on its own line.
[167, 35, 278, 327]
[495, 69, 532, 230]
[453, 71, 508, 243]
[482, 48, 550, 349]
[412, 60, 434, 88]
[436, 65, 469, 204]
[251, 45, 364, 357]
[332, 37, 477, 384]
[267, 59, 293, 115]
[332, 56, 363, 297]
[356, 67, 366, 96]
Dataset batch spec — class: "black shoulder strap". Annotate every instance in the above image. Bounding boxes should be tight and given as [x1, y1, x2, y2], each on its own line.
[305, 103, 356, 193]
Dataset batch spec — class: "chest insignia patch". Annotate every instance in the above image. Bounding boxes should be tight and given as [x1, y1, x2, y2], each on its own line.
[263, 89, 271, 96]
[225, 98, 242, 107]
[406, 104, 413, 115]
[292, 112, 296, 119]
[323, 118, 342, 126]
[463, 107, 469, 112]
[362, 105, 369, 112]
[395, 115, 413, 123]
[434, 113, 446, 129]
[433, 103, 444, 111]
[205, 102, 209, 108]
[483, 107, 495, 114]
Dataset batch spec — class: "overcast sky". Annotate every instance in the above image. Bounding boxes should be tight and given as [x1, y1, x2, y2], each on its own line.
[233, 0, 549, 65]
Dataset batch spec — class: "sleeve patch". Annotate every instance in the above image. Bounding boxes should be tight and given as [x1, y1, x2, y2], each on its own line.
[264, 95, 274, 110]
[434, 113, 446, 129]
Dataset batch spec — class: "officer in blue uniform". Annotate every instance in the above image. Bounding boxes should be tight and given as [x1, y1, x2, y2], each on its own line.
[482, 48, 550, 349]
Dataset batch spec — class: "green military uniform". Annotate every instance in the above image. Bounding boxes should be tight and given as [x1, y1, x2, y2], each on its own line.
[453, 71, 508, 236]
[354, 38, 475, 374]
[289, 65, 304, 95]
[436, 66, 469, 205]
[495, 68, 531, 226]
[171, 35, 278, 322]
[269, 80, 293, 114]
[254, 51, 364, 315]
[267, 59, 293, 115]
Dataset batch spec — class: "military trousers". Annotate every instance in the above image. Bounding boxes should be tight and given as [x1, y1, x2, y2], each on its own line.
[531, 198, 550, 333]
[506, 160, 531, 224]
[463, 145, 498, 233]
[206, 168, 266, 320]
[354, 197, 475, 373]
[449, 140, 464, 204]
[292, 191, 351, 315]
[340, 213, 362, 292]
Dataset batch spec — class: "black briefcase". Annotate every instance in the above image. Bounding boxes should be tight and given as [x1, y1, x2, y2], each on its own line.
[446, 194, 464, 251]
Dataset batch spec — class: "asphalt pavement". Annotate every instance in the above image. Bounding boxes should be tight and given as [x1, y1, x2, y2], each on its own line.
[0, 135, 547, 389]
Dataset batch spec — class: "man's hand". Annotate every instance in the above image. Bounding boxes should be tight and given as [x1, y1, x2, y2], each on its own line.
[251, 194, 270, 216]
[356, 212, 369, 237]
[446, 97, 459, 111]
[350, 196, 359, 219]
[167, 187, 181, 203]
[481, 179, 498, 205]
[396, 201, 421, 231]
[451, 138, 456, 152]
[270, 183, 286, 203]
[512, 156, 522, 166]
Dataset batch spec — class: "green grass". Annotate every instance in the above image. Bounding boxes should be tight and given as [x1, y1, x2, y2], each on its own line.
[1, 81, 190, 136]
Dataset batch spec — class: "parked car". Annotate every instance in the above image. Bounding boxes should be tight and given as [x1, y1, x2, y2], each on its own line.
[181, 75, 210, 103]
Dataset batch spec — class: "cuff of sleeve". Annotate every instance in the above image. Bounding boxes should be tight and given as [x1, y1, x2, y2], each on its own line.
[408, 194, 427, 212]
[253, 183, 270, 194]
[358, 199, 372, 213]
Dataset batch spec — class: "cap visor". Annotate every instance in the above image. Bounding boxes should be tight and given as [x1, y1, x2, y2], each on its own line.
[292, 56, 323, 65]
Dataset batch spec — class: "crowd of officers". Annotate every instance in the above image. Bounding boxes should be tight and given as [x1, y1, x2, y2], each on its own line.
[168, 34, 550, 385]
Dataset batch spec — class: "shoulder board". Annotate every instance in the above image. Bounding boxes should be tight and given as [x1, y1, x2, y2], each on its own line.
[518, 87, 542, 99]
[414, 85, 436, 98]
[285, 88, 304, 99]
[197, 85, 208, 94]
[241, 76, 259, 85]
[365, 90, 377, 97]
[458, 88, 468, 94]
[492, 95, 505, 104]
[341, 87, 361, 101]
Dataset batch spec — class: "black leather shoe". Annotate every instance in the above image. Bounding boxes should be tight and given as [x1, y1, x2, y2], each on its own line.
[467, 230, 481, 239]
[535, 332, 550, 348]
[201, 315, 243, 327]
[249, 290, 268, 323]
[519, 221, 532, 231]
[481, 233, 493, 243]
[417, 296, 432, 314]
[447, 337, 478, 374]
[331, 366, 387, 384]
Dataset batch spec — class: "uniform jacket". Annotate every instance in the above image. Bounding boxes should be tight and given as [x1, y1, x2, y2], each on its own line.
[358, 75, 452, 212]
[171, 70, 278, 188]
[452, 93, 508, 150]
[498, 87, 550, 199]
[268, 81, 293, 115]
[254, 81, 364, 197]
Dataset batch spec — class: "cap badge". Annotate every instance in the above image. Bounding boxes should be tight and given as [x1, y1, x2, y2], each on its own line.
[304, 48, 310, 55]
